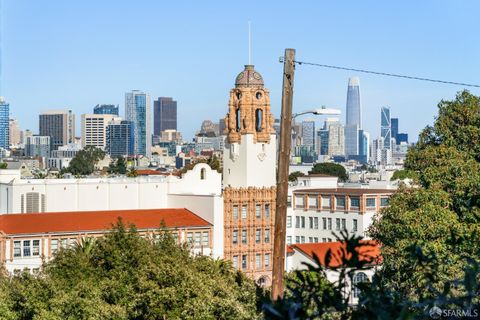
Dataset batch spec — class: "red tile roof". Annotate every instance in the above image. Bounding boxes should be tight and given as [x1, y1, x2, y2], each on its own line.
[0, 208, 211, 235]
[288, 240, 381, 267]
[136, 169, 165, 176]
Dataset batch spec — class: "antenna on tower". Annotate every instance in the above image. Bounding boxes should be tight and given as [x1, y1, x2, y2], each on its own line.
[248, 21, 252, 65]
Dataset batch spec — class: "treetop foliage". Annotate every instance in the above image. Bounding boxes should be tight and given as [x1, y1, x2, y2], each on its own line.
[309, 163, 348, 182]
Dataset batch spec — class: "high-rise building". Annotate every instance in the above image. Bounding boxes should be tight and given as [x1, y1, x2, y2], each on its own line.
[301, 120, 315, 149]
[345, 77, 361, 157]
[9, 119, 21, 147]
[93, 104, 119, 116]
[25, 136, 50, 158]
[153, 97, 177, 135]
[358, 130, 370, 163]
[381, 107, 391, 150]
[0, 98, 9, 149]
[219, 118, 226, 135]
[125, 90, 151, 157]
[396, 133, 408, 144]
[326, 119, 345, 156]
[223, 65, 276, 285]
[81, 114, 122, 150]
[391, 118, 399, 143]
[39, 110, 75, 151]
[106, 120, 135, 157]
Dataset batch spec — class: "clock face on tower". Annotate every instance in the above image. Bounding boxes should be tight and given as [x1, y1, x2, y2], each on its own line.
[236, 72, 245, 82]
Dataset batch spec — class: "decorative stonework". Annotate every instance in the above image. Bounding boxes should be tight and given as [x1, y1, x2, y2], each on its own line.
[223, 65, 275, 144]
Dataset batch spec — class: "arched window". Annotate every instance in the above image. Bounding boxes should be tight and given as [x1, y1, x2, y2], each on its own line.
[257, 276, 268, 287]
[200, 168, 206, 180]
[255, 109, 263, 132]
[236, 108, 241, 132]
[353, 272, 368, 298]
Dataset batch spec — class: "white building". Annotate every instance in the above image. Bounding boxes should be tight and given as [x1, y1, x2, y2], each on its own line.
[81, 114, 122, 150]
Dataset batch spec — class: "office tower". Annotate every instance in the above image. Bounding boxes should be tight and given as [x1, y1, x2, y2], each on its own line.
[81, 114, 122, 150]
[9, 119, 21, 146]
[106, 120, 135, 157]
[316, 129, 329, 155]
[326, 119, 345, 156]
[0, 98, 9, 149]
[94, 104, 119, 116]
[358, 130, 370, 163]
[345, 77, 361, 157]
[153, 97, 177, 135]
[25, 136, 50, 158]
[125, 90, 151, 157]
[39, 110, 75, 151]
[396, 133, 408, 144]
[223, 64, 276, 284]
[381, 107, 391, 150]
[23, 129, 33, 145]
[391, 118, 399, 144]
[219, 118, 226, 135]
[301, 120, 315, 149]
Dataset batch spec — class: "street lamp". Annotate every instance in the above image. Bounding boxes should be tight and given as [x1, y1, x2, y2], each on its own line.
[293, 106, 341, 118]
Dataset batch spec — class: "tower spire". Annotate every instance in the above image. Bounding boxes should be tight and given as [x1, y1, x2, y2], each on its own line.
[248, 21, 252, 65]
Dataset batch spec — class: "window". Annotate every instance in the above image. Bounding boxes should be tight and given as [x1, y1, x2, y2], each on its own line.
[341, 218, 346, 230]
[23, 240, 31, 257]
[322, 238, 327, 243]
[308, 196, 317, 209]
[321, 196, 331, 209]
[255, 109, 263, 132]
[350, 197, 360, 208]
[353, 272, 368, 298]
[187, 232, 193, 243]
[336, 196, 346, 208]
[366, 198, 376, 208]
[265, 254, 270, 267]
[242, 230, 247, 244]
[295, 196, 304, 208]
[336, 218, 341, 231]
[264, 229, 270, 243]
[265, 204, 270, 218]
[255, 204, 261, 218]
[256, 254, 261, 268]
[328, 218, 332, 230]
[61, 238, 68, 249]
[255, 229, 261, 243]
[287, 196, 292, 207]
[314, 217, 319, 229]
[233, 255, 238, 269]
[323, 217, 327, 230]
[309, 217, 313, 229]
[287, 236, 292, 245]
[236, 108, 241, 132]
[314, 237, 318, 243]
[295, 236, 300, 243]
[328, 238, 332, 242]
[301, 216, 305, 229]
[242, 255, 248, 269]
[32, 240, 40, 256]
[51, 239, 58, 255]
[287, 216, 292, 228]
[308, 237, 313, 243]
[241, 205, 248, 219]
[295, 216, 300, 228]
[202, 232, 209, 246]
[232, 205, 239, 219]
[13, 241, 21, 257]
[200, 168, 206, 180]
[353, 219, 358, 232]
[232, 230, 238, 244]
[69, 238, 76, 248]
[380, 198, 389, 207]
[301, 236, 305, 243]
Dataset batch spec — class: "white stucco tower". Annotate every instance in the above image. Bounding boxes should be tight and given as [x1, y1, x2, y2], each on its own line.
[222, 65, 277, 188]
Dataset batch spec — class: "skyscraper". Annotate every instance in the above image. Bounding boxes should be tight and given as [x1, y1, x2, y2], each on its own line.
[391, 118, 399, 144]
[381, 107, 391, 150]
[125, 90, 151, 157]
[106, 120, 135, 157]
[345, 77, 361, 157]
[301, 120, 315, 149]
[81, 114, 122, 150]
[153, 97, 177, 135]
[39, 110, 75, 151]
[0, 98, 9, 149]
[25, 136, 50, 158]
[9, 119, 21, 146]
[94, 104, 119, 116]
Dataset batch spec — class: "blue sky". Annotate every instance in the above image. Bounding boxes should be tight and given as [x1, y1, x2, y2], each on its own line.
[2, 1, 480, 141]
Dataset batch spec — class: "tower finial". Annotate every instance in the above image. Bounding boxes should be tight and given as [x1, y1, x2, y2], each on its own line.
[248, 21, 252, 65]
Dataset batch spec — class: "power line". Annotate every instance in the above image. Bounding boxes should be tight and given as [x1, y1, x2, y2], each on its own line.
[292, 60, 480, 88]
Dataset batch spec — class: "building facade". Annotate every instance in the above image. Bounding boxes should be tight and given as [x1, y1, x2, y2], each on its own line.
[9, 119, 20, 147]
[39, 110, 75, 151]
[0, 98, 9, 149]
[222, 64, 277, 285]
[93, 104, 119, 116]
[153, 97, 177, 135]
[125, 91, 151, 157]
[81, 114, 121, 150]
[106, 120, 135, 157]
[380, 107, 391, 150]
[25, 136, 51, 158]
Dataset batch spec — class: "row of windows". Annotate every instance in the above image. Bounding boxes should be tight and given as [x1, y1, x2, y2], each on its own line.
[232, 253, 271, 270]
[232, 229, 270, 245]
[232, 204, 271, 220]
[288, 236, 334, 244]
[287, 216, 358, 232]
[292, 195, 389, 210]
[13, 240, 40, 258]
[186, 231, 209, 247]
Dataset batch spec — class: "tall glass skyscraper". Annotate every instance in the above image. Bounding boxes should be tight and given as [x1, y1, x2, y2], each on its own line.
[106, 120, 135, 157]
[154, 97, 177, 135]
[125, 90, 151, 157]
[381, 107, 391, 150]
[94, 104, 119, 116]
[0, 98, 10, 149]
[391, 118, 399, 144]
[345, 77, 361, 157]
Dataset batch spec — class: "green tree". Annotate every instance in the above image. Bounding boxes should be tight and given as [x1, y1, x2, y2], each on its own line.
[288, 171, 305, 182]
[0, 221, 259, 319]
[309, 163, 348, 182]
[390, 169, 416, 181]
[108, 157, 127, 175]
[0, 162, 7, 169]
[68, 146, 105, 176]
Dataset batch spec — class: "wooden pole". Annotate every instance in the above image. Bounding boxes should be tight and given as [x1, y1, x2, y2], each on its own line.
[271, 48, 295, 300]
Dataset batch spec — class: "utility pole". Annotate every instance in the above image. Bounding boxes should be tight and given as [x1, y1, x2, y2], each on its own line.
[272, 48, 295, 300]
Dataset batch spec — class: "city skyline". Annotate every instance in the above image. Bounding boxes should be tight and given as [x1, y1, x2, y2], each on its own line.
[2, 1, 480, 142]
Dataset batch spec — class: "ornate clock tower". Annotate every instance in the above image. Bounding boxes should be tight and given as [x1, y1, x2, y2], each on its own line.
[223, 65, 276, 285]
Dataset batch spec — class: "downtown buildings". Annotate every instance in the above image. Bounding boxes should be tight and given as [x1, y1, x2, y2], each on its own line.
[39, 110, 75, 151]
[125, 90, 152, 157]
